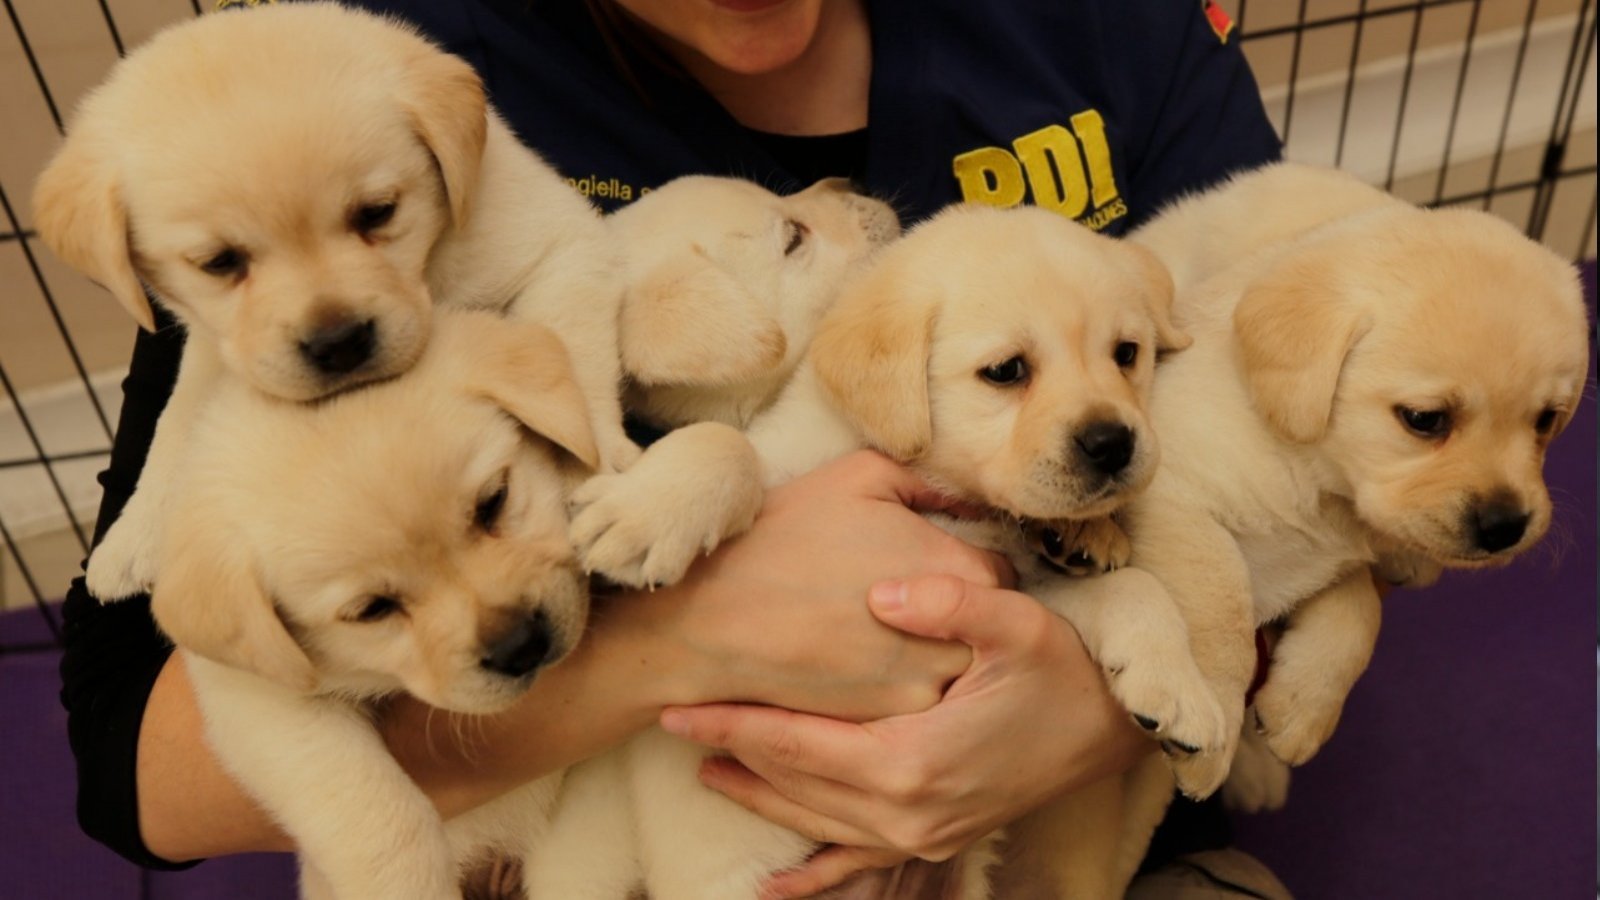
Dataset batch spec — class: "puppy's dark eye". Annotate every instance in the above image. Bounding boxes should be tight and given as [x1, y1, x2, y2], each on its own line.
[783, 219, 809, 256]
[475, 473, 509, 533]
[198, 247, 247, 278]
[979, 356, 1029, 386]
[1396, 406, 1451, 439]
[355, 595, 401, 623]
[1114, 341, 1139, 368]
[351, 200, 398, 235]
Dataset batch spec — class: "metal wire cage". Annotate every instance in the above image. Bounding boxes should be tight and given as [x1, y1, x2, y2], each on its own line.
[0, 0, 1596, 656]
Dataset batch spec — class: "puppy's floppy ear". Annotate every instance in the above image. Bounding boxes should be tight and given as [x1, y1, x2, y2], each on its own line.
[151, 512, 317, 692]
[455, 314, 601, 471]
[809, 269, 938, 461]
[621, 249, 787, 386]
[398, 47, 486, 229]
[1234, 248, 1372, 443]
[1122, 242, 1190, 353]
[33, 136, 154, 331]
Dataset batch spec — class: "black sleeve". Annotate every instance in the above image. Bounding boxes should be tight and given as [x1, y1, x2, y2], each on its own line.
[57, 309, 199, 870]
[1117, 0, 1283, 227]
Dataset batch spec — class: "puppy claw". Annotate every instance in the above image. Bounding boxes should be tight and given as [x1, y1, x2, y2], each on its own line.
[1132, 713, 1161, 734]
[1161, 738, 1201, 756]
[1024, 516, 1131, 577]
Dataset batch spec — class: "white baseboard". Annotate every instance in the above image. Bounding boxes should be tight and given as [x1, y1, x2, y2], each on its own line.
[0, 369, 124, 540]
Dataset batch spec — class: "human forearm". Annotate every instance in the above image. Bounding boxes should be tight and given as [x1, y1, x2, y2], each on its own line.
[136, 653, 293, 860]
[384, 592, 699, 818]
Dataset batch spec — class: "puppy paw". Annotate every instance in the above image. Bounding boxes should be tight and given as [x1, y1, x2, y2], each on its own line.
[85, 522, 157, 602]
[569, 423, 762, 589]
[1024, 515, 1131, 576]
[1102, 651, 1230, 765]
[1251, 677, 1344, 767]
[1221, 724, 1291, 814]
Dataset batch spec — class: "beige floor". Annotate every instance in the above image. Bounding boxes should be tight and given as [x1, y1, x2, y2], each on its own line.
[1, 0, 1596, 611]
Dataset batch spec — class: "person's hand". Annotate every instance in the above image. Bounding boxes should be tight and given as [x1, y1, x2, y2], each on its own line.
[659, 573, 1151, 898]
[632, 450, 1011, 722]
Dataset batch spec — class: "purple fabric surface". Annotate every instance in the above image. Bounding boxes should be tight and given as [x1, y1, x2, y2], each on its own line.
[0, 609, 296, 899]
[1234, 260, 1599, 897]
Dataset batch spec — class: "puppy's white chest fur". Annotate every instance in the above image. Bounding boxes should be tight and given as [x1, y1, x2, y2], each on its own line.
[1232, 521, 1371, 623]
[1150, 314, 1373, 624]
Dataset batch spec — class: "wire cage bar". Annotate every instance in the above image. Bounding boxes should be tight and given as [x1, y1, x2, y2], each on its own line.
[0, 0, 1596, 657]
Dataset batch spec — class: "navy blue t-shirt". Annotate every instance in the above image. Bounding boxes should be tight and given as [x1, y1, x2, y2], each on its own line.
[59, 0, 1281, 872]
[349, 0, 1280, 229]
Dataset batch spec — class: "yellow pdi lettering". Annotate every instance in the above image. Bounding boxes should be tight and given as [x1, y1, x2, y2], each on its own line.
[1011, 124, 1089, 218]
[952, 146, 1027, 207]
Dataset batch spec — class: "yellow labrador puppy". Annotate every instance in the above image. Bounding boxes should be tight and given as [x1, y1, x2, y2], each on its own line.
[1118, 171, 1591, 805]
[33, 3, 632, 601]
[562, 195, 1212, 899]
[150, 310, 597, 900]
[1131, 161, 1401, 811]
[529, 176, 905, 899]
[567, 175, 901, 588]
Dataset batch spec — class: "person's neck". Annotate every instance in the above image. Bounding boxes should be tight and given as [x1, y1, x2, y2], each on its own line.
[672, 1, 870, 136]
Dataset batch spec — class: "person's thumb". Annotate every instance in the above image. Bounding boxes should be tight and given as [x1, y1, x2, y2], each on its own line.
[868, 574, 1035, 652]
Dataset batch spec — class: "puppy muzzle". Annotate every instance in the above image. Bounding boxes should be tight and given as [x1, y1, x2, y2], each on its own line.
[479, 611, 557, 680]
[299, 317, 378, 377]
[1466, 500, 1530, 555]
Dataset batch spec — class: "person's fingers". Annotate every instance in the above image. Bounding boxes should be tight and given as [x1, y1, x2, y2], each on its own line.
[693, 757, 882, 849]
[761, 845, 913, 900]
[844, 451, 1004, 529]
[868, 574, 1040, 653]
[840, 450, 957, 511]
[661, 705, 877, 785]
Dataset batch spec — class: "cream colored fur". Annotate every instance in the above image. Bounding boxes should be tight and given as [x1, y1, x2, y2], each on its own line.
[555, 191, 1219, 899]
[1120, 163, 1591, 809]
[150, 310, 600, 900]
[528, 176, 916, 899]
[33, 3, 633, 603]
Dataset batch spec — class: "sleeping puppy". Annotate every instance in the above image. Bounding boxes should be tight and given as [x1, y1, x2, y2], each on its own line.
[149, 310, 597, 900]
[1118, 185, 1592, 803]
[527, 175, 905, 899]
[557, 196, 1212, 898]
[33, 2, 631, 601]
[568, 175, 900, 587]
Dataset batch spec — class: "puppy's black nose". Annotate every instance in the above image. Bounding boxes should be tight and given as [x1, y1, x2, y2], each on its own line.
[1471, 503, 1529, 553]
[1075, 422, 1134, 476]
[480, 613, 554, 679]
[300, 319, 376, 375]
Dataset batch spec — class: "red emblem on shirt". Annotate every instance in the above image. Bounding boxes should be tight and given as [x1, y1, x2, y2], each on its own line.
[1203, 0, 1236, 44]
